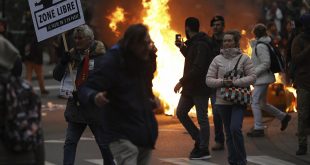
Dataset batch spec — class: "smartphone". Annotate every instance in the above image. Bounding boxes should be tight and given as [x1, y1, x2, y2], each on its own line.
[175, 34, 182, 42]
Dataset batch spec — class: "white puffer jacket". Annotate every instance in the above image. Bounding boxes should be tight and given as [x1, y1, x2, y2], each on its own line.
[206, 48, 256, 105]
[250, 36, 275, 85]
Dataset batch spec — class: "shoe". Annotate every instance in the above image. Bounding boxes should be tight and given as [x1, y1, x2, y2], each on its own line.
[190, 149, 211, 160]
[190, 140, 200, 155]
[190, 145, 199, 157]
[296, 146, 307, 155]
[41, 90, 50, 95]
[281, 114, 292, 131]
[211, 143, 224, 151]
[247, 129, 264, 137]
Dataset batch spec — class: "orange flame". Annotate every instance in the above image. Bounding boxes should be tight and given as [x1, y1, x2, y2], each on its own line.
[107, 6, 126, 37]
[142, 0, 184, 115]
[241, 30, 253, 56]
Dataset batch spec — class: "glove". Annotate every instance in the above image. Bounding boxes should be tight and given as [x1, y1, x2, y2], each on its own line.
[60, 52, 71, 65]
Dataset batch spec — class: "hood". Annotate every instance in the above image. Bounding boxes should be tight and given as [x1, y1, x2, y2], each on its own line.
[0, 35, 20, 72]
[220, 48, 243, 59]
[93, 41, 106, 55]
[250, 36, 272, 48]
[185, 32, 211, 45]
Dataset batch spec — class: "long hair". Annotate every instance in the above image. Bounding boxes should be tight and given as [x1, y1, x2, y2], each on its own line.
[119, 24, 149, 53]
[118, 24, 150, 74]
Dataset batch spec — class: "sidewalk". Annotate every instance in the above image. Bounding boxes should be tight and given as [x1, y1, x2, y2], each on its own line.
[267, 112, 310, 164]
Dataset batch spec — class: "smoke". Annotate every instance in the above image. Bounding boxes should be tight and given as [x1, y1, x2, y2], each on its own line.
[87, 0, 261, 47]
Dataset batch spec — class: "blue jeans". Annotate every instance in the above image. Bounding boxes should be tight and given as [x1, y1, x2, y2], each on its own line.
[63, 122, 115, 165]
[176, 94, 210, 150]
[211, 94, 224, 144]
[216, 105, 247, 165]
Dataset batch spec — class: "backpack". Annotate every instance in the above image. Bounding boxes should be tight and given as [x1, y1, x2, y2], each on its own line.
[255, 41, 285, 73]
[0, 75, 43, 152]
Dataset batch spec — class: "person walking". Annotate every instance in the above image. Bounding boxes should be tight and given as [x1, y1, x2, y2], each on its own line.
[174, 17, 214, 159]
[291, 13, 310, 155]
[0, 19, 45, 165]
[210, 15, 226, 151]
[247, 23, 291, 137]
[23, 32, 49, 95]
[206, 30, 256, 165]
[78, 24, 158, 165]
[53, 25, 114, 165]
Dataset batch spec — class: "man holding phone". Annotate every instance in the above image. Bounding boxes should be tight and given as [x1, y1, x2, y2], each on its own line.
[174, 17, 215, 160]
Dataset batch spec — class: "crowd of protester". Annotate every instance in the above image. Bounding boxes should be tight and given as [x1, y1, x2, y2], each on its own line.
[0, 1, 309, 164]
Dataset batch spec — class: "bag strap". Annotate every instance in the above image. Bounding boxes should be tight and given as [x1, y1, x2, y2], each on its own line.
[254, 41, 273, 57]
[233, 55, 243, 71]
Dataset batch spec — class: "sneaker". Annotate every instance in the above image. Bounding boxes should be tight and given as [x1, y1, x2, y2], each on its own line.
[247, 129, 264, 137]
[211, 143, 224, 151]
[190, 149, 211, 160]
[296, 146, 307, 155]
[190, 145, 199, 157]
[281, 114, 292, 131]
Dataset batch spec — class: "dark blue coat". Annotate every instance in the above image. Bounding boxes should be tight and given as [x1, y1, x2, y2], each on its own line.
[78, 45, 158, 148]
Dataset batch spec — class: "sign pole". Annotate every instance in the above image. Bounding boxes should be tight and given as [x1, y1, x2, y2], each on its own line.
[61, 33, 77, 91]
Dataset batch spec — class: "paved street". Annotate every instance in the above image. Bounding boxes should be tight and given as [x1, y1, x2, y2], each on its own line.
[29, 77, 309, 165]
[21, 62, 309, 165]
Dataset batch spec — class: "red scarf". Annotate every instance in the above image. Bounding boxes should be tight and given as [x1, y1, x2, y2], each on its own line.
[75, 50, 90, 88]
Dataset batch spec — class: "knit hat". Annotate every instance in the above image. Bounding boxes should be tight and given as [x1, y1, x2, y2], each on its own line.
[210, 15, 225, 27]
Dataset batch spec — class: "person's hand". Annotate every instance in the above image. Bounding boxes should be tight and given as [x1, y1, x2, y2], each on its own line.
[94, 91, 109, 107]
[223, 80, 233, 87]
[174, 82, 182, 93]
[175, 41, 185, 48]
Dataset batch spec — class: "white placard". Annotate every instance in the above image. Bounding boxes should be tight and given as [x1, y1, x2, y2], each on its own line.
[28, 0, 85, 42]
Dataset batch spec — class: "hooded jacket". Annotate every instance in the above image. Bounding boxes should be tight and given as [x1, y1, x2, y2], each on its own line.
[179, 32, 214, 96]
[206, 48, 256, 105]
[250, 36, 276, 85]
[78, 44, 158, 148]
[0, 35, 44, 165]
[53, 40, 106, 124]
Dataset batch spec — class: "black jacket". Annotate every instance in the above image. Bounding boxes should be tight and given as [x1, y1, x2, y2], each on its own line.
[53, 41, 106, 124]
[179, 32, 214, 96]
[78, 44, 158, 148]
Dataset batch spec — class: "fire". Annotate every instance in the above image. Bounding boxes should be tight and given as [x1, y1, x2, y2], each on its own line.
[286, 86, 297, 112]
[107, 6, 126, 37]
[142, 0, 184, 115]
[241, 29, 247, 35]
[241, 30, 253, 56]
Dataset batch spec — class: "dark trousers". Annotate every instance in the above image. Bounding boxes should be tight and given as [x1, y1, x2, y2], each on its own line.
[176, 94, 210, 150]
[63, 122, 114, 165]
[216, 104, 247, 165]
[211, 95, 224, 144]
[297, 88, 310, 147]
